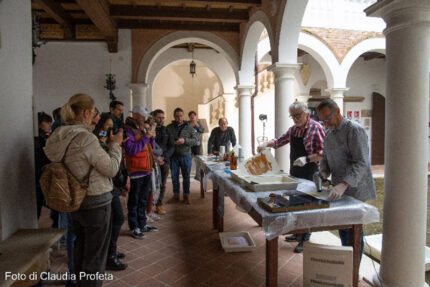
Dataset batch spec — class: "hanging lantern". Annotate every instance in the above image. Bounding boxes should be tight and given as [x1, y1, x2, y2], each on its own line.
[190, 60, 196, 77]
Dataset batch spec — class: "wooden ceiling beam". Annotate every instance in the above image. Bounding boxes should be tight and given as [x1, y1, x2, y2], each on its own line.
[75, 0, 118, 52]
[133, 0, 259, 5]
[33, 0, 74, 39]
[110, 5, 248, 23]
[116, 19, 240, 32]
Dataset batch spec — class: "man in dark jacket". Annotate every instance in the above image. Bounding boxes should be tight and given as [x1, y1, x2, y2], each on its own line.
[152, 109, 175, 214]
[166, 107, 199, 204]
[207, 117, 237, 154]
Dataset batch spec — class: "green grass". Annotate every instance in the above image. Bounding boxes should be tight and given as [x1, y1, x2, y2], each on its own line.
[363, 176, 430, 247]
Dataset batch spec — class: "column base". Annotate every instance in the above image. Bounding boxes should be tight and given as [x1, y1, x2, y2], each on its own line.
[372, 274, 429, 287]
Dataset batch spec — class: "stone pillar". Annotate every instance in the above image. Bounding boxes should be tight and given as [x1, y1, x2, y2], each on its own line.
[297, 93, 310, 103]
[129, 83, 149, 109]
[268, 63, 301, 172]
[222, 93, 237, 134]
[366, 1, 430, 286]
[236, 85, 254, 159]
[326, 88, 349, 115]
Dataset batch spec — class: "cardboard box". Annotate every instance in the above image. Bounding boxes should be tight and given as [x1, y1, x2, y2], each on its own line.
[303, 242, 353, 287]
[219, 231, 256, 253]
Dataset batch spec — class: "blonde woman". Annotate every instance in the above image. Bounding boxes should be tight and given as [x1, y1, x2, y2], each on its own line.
[44, 94, 123, 287]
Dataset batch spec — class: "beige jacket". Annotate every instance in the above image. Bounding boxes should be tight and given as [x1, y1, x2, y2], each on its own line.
[44, 123, 121, 196]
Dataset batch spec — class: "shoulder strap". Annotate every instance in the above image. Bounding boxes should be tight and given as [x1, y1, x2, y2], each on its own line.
[61, 131, 93, 187]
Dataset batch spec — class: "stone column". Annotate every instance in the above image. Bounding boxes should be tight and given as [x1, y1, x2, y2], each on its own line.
[268, 63, 301, 172]
[236, 85, 254, 159]
[297, 93, 310, 103]
[129, 83, 149, 109]
[366, 1, 430, 286]
[326, 88, 349, 115]
[222, 93, 237, 134]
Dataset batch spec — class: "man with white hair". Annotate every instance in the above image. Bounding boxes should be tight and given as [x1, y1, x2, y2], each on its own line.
[258, 101, 325, 253]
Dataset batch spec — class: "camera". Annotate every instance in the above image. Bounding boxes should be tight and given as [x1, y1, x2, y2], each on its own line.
[259, 114, 267, 121]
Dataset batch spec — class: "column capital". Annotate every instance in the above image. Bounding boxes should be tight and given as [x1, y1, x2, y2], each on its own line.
[222, 93, 236, 102]
[365, 0, 430, 35]
[326, 87, 349, 98]
[235, 85, 255, 96]
[267, 63, 302, 75]
[129, 83, 149, 93]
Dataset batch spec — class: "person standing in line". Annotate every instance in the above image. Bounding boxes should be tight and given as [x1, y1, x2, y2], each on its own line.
[188, 110, 204, 180]
[152, 109, 175, 214]
[123, 105, 158, 239]
[166, 107, 200, 205]
[44, 93, 123, 287]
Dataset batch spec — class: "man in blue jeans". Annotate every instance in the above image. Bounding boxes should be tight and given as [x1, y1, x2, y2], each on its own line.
[166, 107, 199, 204]
[123, 105, 158, 239]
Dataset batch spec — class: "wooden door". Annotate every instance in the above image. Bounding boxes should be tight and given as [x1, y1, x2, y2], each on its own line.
[371, 92, 385, 164]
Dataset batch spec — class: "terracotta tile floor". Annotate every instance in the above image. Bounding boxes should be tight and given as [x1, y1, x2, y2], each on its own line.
[38, 182, 372, 287]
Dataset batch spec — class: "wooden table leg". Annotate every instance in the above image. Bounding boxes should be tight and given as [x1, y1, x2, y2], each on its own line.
[266, 237, 278, 287]
[200, 169, 205, 198]
[213, 187, 218, 229]
[349, 224, 362, 287]
[217, 190, 224, 232]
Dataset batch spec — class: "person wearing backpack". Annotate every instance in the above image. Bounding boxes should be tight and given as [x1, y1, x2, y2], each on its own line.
[44, 94, 123, 287]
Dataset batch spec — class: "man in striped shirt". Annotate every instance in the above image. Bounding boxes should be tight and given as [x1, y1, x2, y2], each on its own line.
[258, 101, 325, 253]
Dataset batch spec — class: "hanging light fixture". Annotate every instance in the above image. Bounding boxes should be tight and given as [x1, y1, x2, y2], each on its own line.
[189, 43, 196, 77]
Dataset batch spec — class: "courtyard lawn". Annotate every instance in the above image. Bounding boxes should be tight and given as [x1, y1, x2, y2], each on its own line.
[363, 176, 430, 247]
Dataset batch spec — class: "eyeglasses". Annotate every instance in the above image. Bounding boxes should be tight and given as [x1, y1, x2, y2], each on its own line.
[289, 112, 303, 119]
[320, 110, 335, 123]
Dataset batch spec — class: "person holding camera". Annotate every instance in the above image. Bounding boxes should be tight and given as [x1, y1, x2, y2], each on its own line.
[93, 113, 128, 270]
[123, 105, 158, 239]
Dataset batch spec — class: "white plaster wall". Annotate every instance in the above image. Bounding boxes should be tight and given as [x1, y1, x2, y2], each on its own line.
[33, 30, 132, 117]
[152, 61, 223, 124]
[0, 0, 37, 239]
[302, 0, 385, 32]
[346, 57, 386, 151]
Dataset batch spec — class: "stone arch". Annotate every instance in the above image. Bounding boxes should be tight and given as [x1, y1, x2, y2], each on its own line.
[298, 31, 339, 89]
[277, 0, 309, 63]
[148, 47, 235, 95]
[339, 37, 386, 86]
[136, 31, 239, 86]
[239, 10, 275, 85]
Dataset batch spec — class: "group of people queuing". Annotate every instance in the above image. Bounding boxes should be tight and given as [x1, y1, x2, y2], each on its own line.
[35, 94, 237, 287]
[258, 99, 376, 261]
[33, 92, 373, 285]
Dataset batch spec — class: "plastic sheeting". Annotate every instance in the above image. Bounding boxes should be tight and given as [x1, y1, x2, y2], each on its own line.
[208, 168, 380, 241]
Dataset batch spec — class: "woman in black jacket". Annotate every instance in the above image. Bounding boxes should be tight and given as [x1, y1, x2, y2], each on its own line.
[94, 113, 128, 270]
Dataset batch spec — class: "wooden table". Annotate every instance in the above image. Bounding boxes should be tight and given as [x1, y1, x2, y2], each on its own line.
[197, 157, 378, 287]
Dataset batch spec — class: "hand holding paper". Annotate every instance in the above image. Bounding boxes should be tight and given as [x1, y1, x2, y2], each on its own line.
[328, 182, 348, 201]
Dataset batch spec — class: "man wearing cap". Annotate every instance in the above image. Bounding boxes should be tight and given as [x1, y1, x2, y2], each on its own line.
[123, 105, 158, 239]
[166, 107, 200, 204]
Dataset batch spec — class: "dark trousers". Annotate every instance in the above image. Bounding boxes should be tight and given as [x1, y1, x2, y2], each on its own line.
[171, 154, 192, 195]
[127, 175, 151, 230]
[35, 185, 44, 219]
[72, 204, 112, 287]
[108, 195, 124, 258]
[156, 164, 170, 206]
[339, 228, 364, 262]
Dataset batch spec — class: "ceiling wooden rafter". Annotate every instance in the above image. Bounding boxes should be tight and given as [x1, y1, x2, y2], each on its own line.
[33, 0, 75, 39]
[32, 0, 261, 51]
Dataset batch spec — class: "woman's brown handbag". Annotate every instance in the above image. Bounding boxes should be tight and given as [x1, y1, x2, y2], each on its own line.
[39, 132, 92, 212]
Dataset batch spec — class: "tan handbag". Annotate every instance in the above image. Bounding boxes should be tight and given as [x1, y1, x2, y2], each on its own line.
[40, 132, 92, 212]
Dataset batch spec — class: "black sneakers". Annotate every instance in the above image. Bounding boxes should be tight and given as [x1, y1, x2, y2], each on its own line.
[285, 234, 298, 242]
[106, 256, 128, 271]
